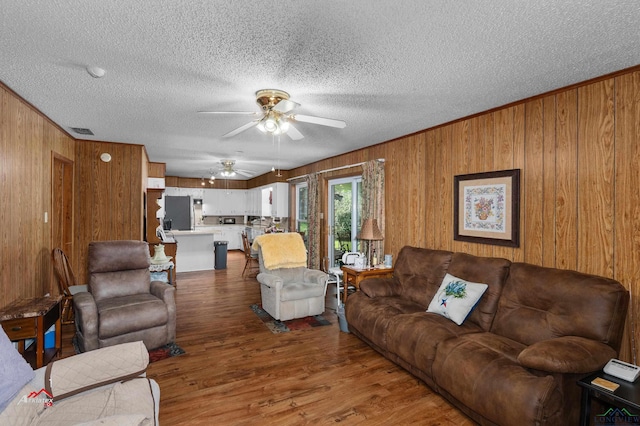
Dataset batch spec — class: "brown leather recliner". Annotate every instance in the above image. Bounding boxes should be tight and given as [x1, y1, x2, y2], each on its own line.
[74, 240, 176, 352]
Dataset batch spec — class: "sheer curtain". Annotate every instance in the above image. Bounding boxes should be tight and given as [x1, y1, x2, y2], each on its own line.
[305, 173, 321, 269]
[361, 160, 385, 261]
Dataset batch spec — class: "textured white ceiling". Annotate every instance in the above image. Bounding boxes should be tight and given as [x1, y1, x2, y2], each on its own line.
[2, 1, 639, 179]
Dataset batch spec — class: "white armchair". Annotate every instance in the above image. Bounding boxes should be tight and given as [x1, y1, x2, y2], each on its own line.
[253, 233, 328, 321]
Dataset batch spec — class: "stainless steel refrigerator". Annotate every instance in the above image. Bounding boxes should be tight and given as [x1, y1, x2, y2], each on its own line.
[164, 196, 194, 230]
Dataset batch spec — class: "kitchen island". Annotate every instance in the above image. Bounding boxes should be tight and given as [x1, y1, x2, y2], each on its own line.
[171, 228, 222, 272]
[170, 226, 245, 272]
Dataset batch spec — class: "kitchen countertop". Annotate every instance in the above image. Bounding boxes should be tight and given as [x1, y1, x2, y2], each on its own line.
[171, 228, 222, 235]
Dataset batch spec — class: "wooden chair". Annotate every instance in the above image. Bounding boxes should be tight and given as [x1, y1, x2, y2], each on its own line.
[51, 248, 87, 325]
[242, 232, 259, 277]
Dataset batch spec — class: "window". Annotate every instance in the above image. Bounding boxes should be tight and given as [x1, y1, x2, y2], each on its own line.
[296, 183, 308, 246]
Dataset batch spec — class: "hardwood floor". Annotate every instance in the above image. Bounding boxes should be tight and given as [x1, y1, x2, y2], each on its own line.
[62, 251, 475, 425]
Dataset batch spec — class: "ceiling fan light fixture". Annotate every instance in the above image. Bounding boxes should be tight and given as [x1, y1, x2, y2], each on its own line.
[264, 115, 278, 133]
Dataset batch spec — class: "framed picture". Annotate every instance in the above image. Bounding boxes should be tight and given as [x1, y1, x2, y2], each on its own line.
[454, 169, 520, 247]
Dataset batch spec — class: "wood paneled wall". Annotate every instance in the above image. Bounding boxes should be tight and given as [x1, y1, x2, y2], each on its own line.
[74, 140, 148, 283]
[289, 68, 640, 363]
[0, 83, 75, 308]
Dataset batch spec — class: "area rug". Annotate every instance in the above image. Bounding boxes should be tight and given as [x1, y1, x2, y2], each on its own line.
[148, 342, 185, 363]
[72, 335, 185, 363]
[250, 304, 331, 334]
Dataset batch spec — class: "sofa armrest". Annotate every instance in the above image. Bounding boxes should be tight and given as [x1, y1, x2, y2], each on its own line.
[517, 336, 617, 374]
[303, 269, 328, 286]
[45, 341, 149, 401]
[360, 277, 402, 298]
[257, 272, 283, 290]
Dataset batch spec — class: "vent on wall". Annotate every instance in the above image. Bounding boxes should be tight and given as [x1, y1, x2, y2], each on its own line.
[70, 127, 94, 135]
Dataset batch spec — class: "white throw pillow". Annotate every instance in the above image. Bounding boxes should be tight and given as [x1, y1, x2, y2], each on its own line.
[427, 273, 488, 325]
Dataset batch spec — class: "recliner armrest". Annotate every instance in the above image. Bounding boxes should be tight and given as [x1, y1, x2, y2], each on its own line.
[257, 272, 283, 289]
[150, 280, 175, 301]
[517, 336, 617, 374]
[73, 291, 99, 350]
[303, 269, 328, 286]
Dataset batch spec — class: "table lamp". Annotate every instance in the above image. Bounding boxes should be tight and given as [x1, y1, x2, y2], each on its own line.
[357, 218, 384, 266]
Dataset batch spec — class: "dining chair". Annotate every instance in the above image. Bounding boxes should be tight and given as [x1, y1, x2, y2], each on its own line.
[51, 247, 87, 325]
[242, 231, 259, 277]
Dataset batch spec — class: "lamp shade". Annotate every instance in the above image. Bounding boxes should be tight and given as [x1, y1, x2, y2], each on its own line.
[357, 218, 384, 241]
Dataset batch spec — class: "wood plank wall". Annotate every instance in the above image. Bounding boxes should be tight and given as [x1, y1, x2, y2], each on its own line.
[0, 83, 75, 308]
[2, 67, 640, 362]
[288, 68, 640, 363]
[73, 140, 148, 283]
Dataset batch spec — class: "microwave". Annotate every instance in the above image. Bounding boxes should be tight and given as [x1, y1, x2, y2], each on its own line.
[222, 218, 236, 224]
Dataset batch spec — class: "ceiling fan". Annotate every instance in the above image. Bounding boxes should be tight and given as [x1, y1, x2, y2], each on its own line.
[214, 159, 254, 178]
[199, 89, 346, 140]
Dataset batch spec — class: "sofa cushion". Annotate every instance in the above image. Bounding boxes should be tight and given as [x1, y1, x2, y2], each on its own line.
[447, 252, 511, 331]
[386, 312, 482, 377]
[492, 263, 630, 348]
[433, 333, 563, 425]
[393, 246, 452, 308]
[97, 294, 168, 339]
[426, 273, 488, 325]
[345, 292, 424, 351]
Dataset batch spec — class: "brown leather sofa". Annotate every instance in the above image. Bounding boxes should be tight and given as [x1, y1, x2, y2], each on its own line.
[74, 240, 176, 352]
[345, 246, 629, 425]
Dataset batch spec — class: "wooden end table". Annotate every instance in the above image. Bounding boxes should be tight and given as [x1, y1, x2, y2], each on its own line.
[577, 371, 640, 425]
[341, 265, 394, 302]
[0, 295, 62, 369]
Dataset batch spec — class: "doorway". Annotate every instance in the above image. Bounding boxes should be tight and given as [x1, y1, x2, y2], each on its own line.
[327, 176, 362, 267]
[51, 154, 74, 292]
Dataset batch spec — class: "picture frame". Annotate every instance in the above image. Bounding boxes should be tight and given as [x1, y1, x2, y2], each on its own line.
[453, 169, 520, 247]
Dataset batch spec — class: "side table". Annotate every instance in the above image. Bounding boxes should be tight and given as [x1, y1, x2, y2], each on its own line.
[150, 261, 175, 287]
[577, 371, 640, 425]
[341, 265, 394, 303]
[0, 295, 62, 368]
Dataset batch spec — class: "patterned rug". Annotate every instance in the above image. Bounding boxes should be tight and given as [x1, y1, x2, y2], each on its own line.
[250, 304, 331, 334]
[148, 342, 185, 363]
[72, 335, 185, 363]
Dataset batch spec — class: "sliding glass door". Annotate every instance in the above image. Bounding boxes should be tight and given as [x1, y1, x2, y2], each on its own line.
[328, 177, 362, 267]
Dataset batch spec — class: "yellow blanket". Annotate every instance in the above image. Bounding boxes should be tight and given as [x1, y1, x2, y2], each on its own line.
[252, 233, 307, 269]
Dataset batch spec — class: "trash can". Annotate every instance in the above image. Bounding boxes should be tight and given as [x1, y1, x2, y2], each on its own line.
[214, 241, 228, 270]
[336, 303, 349, 333]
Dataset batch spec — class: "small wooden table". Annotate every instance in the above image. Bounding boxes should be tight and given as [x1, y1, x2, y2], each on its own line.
[341, 265, 394, 302]
[577, 371, 640, 425]
[0, 296, 62, 369]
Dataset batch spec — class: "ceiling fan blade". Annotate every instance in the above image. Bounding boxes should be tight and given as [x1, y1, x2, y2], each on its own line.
[223, 120, 260, 138]
[286, 123, 304, 140]
[291, 114, 346, 128]
[236, 170, 254, 177]
[273, 99, 300, 114]
[198, 111, 259, 115]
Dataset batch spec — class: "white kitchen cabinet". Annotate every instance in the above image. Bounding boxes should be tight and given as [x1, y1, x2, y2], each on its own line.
[271, 182, 289, 217]
[215, 225, 242, 250]
[203, 189, 246, 215]
[202, 188, 220, 216]
[165, 187, 204, 199]
[261, 187, 272, 217]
